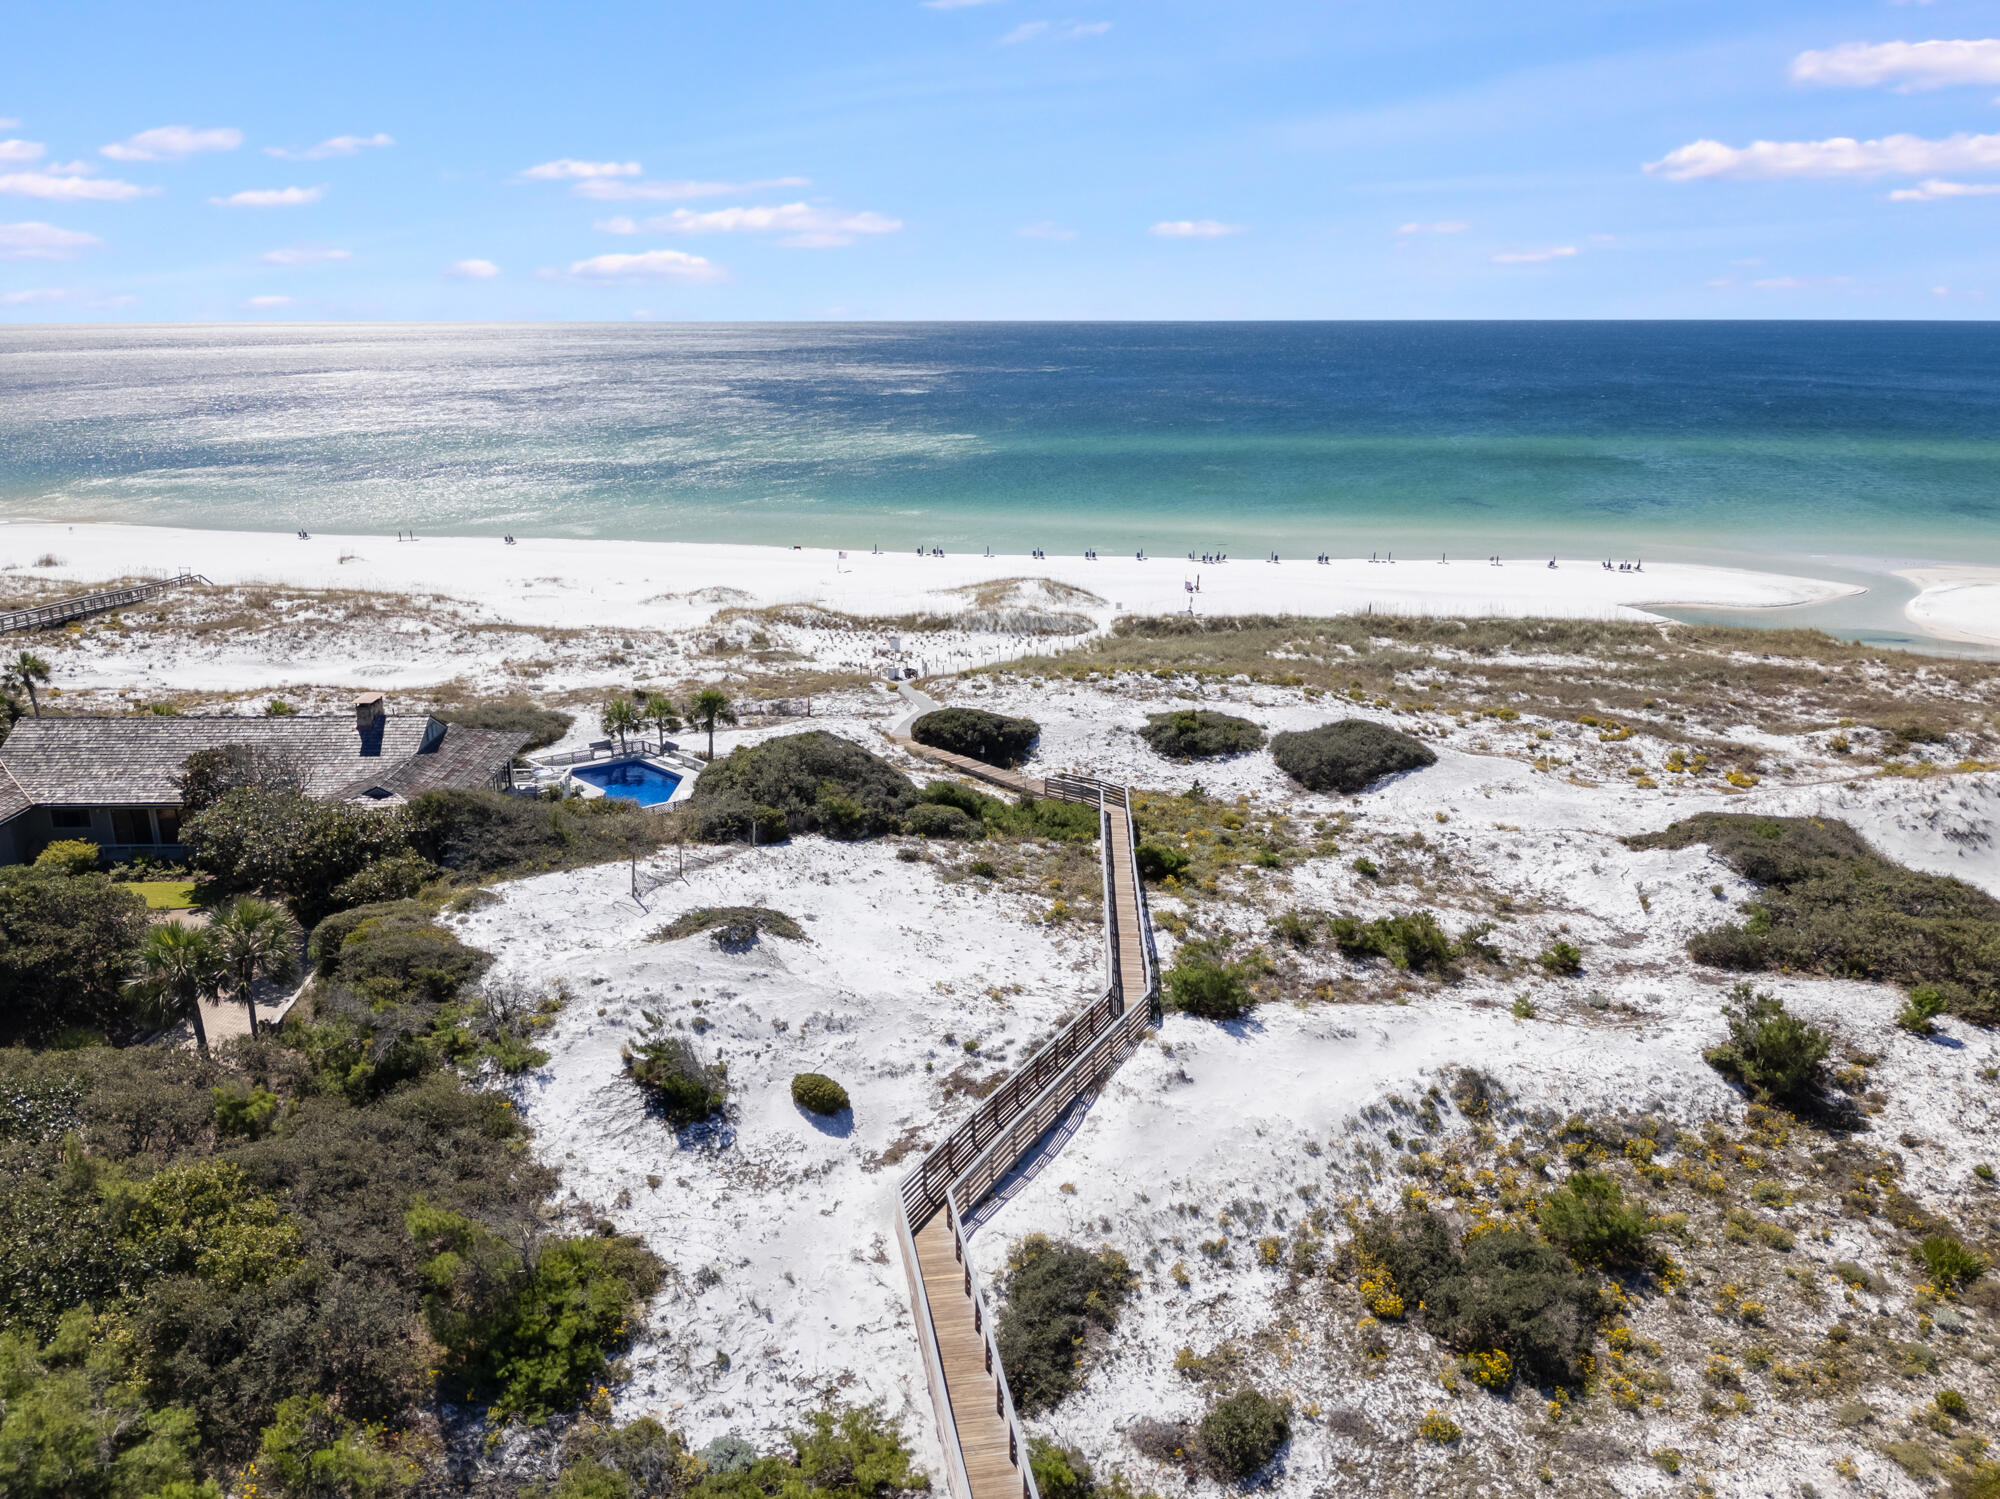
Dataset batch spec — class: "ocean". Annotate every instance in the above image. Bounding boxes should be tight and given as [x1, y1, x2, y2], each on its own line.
[3, 321, 1997, 642]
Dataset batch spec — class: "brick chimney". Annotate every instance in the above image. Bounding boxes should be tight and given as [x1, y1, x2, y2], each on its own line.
[355, 693, 386, 731]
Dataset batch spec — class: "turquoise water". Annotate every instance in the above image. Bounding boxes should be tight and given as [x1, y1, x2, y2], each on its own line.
[570, 758, 682, 807]
[3, 321, 1997, 644]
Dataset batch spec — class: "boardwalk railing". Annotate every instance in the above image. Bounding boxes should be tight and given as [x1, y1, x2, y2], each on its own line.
[892, 751, 1158, 1499]
[0, 573, 208, 634]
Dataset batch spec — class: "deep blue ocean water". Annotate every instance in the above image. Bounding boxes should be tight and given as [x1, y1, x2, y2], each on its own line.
[2, 321, 1997, 595]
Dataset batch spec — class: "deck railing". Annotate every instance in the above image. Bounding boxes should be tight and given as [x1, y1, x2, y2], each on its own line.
[0, 573, 208, 635]
[894, 760, 1158, 1499]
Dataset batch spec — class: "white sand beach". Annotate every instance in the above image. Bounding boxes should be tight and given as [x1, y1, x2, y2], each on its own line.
[1899, 566, 2000, 648]
[1, 520, 1864, 634]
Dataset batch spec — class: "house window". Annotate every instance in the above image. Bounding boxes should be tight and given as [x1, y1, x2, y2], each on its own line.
[49, 808, 91, 830]
[155, 809, 181, 845]
[110, 808, 154, 845]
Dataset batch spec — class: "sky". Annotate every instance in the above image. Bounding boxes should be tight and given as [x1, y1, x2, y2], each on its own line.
[5, 0, 2000, 320]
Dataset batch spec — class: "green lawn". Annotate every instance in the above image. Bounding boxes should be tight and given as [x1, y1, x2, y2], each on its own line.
[123, 880, 199, 911]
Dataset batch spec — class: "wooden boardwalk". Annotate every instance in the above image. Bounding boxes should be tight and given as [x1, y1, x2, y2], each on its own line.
[0, 573, 206, 634]
[892, 735, 1157, 1499]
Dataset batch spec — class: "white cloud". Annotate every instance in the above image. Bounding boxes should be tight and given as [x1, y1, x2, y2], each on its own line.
[1491, 245, 1578, 263]
[101, 125, 242, 161]
[1887, 177, 2000, 199]
[0, 172, 153, 201]
[261, 246, 352, 265]
[1396, 220, 1468, 234]
[1000, 18, 1108, 42]
[447, 258, 501, 279]
[0, 287, 65, 305]
[0, 120, 18, 131]
[634, 202, 902, 248]
[264, 132, 394, 161]
[924, 0, 1004, 8]
[243, 295, 294, 308]
[1000, 21, 1049, 42]
[574, 174, 811, 202]
[0, 139, 44, 163]
[1792, 39, 2000, 90]
[1150, 219, 1244, 238]
[210, 186, 325, 207]
[1648, 130, 2000, 180]
[521, 158, 642, 180]
[0, 221, 101, 259]
[594, 216, 641, 234]
[566, 248, 724, 282]
[1018, 220, 1077, 240]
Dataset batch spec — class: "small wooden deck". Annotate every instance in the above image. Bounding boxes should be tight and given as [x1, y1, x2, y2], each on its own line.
[894, 734, 1157, 1499]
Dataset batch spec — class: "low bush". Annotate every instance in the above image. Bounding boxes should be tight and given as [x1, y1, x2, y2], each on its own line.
[1917, 1235, 1986, 1291]
[183, 787, 409, 926]
[1270, 720, 1436, 795]
[31, 839, 100, 876]
[406, 788, 670, 879]
[1706, 981, 1830, 1109]
[910, 708, 1039, 768]
[791, 1073, 851, 1116]
[1136, 843, 1191, 883]
[1139, 709, 1264, 760]
[1028, 1438, 1095, 1499]
[1196, 1389, 1290, 1479]
[553, 1405, 925, 1499]
[1163, 942, 1260, 1021]
[1358, 1210, 1599, 1385]
[651, 906, 805, 946]
[437, 700, 573, 752]
[1539, 1171, 1652, 1266]
[993, 1234, 1134, 1415]
[315, 901, 490, 1005]
[915, 781, 1098, 843]
[1537, 940, 1584, 976]
[1628, 813, 2000, 1023]
[904, 803, 981, 839]
[1331, 911, 1455, 974]
[692, 732, 916, 841]
[623, 1021, 727, 1127]
[328, 850, 440, 909]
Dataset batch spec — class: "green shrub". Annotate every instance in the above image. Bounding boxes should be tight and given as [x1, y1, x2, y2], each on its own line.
[1899, 986, 1948, 1036]
[326, 915, 490, 1007]
[1706, 981, 1830, 1109]
[183, 787, 409, 926]
[1139, 710, 1264, 760]
[914, 781, 1097, 844]
[437, 700, 573, 752]
[256, 1392, 407, 1498]
[993, 1235, 1133, 1415]
[328, 851, 440, 909]
[31, 839, 100, 876]
[1628, 813, 2000, 1023]
[1536, 940, 1583, 976]
[692, 732, 916, 841]
[791, 1074, 850, 1116]
[1163, 945, 1257, 1020]
[1331, 911, 1454, 973]
[623, 1024, 727, 1127]
[651, 906, 806, 945]
[1196, 1389, 1291, 1479]
[1918, 1235, 1986, 1290]
[1028, 1438, 1095, 1499]
[1270, 720, 1436, 794]
[910, 708, 1039, 768]
[1359, 1210, 1599, 1385]
[904, 803, 980, 839]
[0, 868, 149, 1041]
[1539, 1171, 1652, 1265]
[406, 1200, 661, 1420]
[406, 788, 669, 878]
[1136, 843, 1191, 883]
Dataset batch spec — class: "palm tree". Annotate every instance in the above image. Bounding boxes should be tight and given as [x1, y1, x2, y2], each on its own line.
[129, 922, 224, 1056]
[601, 695, 642, 754]
[687, 686, 737, 761]
[213, 896, 300, 1038]
[3, 651, 50, 718]
[641, 691, 681, 751]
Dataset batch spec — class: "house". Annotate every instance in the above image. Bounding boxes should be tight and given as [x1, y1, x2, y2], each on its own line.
[0, 694, 528, 865]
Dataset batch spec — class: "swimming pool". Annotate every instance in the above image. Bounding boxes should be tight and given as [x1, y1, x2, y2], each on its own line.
[569, 757, 684, 807]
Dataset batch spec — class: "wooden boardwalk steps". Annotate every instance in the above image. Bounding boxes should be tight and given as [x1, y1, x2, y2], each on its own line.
[892, 734, 1159, 1499]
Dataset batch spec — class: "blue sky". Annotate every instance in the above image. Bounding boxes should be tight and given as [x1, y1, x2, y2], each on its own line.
[5, 0, 2000, 320]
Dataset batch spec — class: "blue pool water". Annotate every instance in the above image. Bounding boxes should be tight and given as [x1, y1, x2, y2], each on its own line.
[570, 759, 682, 807]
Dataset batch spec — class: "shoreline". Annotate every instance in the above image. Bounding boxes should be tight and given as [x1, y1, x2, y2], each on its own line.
[0, 519, 1870, 638]
[1897, 567, 2000, 650]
